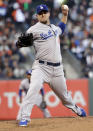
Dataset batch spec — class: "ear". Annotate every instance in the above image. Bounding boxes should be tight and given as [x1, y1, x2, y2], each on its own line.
[36, 14, 39, 19]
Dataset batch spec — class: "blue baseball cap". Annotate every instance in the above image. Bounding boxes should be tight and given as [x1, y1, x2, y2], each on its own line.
[26, 70, 32, 75]
[36, 4, 48, 14]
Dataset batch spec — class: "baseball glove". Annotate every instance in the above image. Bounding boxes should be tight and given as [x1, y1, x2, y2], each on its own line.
[40, 101, 47, 109]
[16, 33, 33, 48]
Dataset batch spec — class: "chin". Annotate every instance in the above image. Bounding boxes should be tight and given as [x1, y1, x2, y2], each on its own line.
[41, 21, 47, 24]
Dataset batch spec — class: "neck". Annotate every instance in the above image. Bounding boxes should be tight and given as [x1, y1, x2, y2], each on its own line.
[40, 19, 50, 25]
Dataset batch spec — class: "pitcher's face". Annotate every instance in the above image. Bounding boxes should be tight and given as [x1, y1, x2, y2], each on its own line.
[27, 74, 31, 79]
[37, 11, 50, 23]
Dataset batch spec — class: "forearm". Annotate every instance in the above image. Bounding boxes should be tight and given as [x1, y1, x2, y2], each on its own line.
[61, 15, 68, 24]
[58, 5, 69, 34]
[19, 96, 22, 103]
[42, 95, 44, 101]
[40, 88, 44, 96]
[40, 88, 45, 101]
[19, 89, 22, 103]
[61, 5, 69, 24]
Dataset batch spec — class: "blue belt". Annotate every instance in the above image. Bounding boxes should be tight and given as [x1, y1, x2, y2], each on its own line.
[39, 60, 61, 67]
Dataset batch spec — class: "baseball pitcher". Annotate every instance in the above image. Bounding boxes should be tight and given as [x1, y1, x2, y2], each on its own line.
[16, 4, 86, 126]
[17, 70, 51, 121]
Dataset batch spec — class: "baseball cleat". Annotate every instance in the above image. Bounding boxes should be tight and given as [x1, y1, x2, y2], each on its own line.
[78, 108, 86, 117]
[19, 120, 28, 126]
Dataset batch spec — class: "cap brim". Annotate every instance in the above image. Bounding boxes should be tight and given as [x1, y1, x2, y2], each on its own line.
[37, 9, 48, 14]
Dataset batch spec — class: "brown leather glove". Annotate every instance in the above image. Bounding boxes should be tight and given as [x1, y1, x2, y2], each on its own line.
[16, 33, 33, 48]
[40, 101, 47, 109]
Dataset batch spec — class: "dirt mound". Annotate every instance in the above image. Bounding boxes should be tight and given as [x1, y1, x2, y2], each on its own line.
[0, 116, 93, 131]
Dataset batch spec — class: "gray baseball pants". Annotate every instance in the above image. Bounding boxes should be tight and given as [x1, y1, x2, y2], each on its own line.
[18, 60, 81, 121]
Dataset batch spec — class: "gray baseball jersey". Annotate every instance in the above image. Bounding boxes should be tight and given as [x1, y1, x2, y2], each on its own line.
[19, 78, 30, 94]
[27, 22, 62, 63]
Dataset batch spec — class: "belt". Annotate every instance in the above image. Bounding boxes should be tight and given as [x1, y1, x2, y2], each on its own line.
[39, 60, 61, 67]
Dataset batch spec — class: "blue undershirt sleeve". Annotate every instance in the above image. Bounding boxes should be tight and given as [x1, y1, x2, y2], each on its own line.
[58, 22, 66, 34]
[19, 89, 22, 97]
[40, 88, 44, 96]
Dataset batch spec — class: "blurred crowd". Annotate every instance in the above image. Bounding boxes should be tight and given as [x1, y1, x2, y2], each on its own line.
[0, 0, 93, 79]
[66, 0, 93, 78]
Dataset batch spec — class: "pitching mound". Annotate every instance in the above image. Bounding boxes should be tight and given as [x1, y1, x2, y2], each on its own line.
[0, 117, 93, 131]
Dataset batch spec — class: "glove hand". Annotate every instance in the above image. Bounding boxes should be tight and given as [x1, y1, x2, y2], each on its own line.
[16, 40, 21, 48]
[40, 101, 47, 109]
[16, 33, 33, 48]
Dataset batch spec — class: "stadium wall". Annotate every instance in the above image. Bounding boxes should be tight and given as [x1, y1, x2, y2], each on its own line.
[0, 79, 91, 120]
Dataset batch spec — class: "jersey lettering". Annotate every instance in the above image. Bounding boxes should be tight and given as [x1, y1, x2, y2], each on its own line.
[40, 30, 53, 40]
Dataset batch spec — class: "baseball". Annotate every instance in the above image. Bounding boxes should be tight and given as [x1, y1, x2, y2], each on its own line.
[63, 5, 68, 10]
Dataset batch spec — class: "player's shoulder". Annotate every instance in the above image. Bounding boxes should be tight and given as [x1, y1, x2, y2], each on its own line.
[51, 24, 56, 27]
[51, 23, 62, 35]
[27, 22, 40, 33]
[51, 24, 58, 29]
[21, 78, 28, 85]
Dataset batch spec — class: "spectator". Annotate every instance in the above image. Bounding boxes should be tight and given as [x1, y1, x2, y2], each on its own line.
[0, 0, 93, 79]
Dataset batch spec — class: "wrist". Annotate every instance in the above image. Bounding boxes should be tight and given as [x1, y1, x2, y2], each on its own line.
[62, 10, 68, 17]
[61, 15, 68, 24]
[62, 13, 68, 17]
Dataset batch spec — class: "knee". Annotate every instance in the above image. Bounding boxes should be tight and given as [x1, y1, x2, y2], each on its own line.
[29, 79, 43, 93]
[31, 79, 43, 87]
